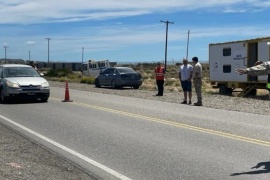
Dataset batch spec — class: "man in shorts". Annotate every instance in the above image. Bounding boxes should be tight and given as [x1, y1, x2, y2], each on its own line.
[179, 58, 193, 104]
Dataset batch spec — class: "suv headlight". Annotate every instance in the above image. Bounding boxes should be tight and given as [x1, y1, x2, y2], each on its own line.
[41, 81, 49, 88]
[7, 81, 19, 88]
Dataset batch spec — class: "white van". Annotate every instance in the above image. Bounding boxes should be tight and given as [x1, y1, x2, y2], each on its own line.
[82, 60, 110, 77]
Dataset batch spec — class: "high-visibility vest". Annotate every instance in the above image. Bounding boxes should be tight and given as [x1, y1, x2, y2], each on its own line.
[155, 67, 165, 80]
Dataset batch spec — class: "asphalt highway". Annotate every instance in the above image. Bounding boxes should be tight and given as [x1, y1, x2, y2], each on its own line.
[0, 87, 270, 180]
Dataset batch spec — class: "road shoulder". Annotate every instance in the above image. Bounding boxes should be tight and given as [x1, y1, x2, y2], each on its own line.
[0, 123, 96, 180]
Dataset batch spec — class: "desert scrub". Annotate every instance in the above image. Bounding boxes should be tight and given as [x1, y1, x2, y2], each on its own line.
[80, 76, 95, 84]
[47, 63, 215, 94]
[140, 79, 156, 91]
[45, 68, 73, 77]
[164, 78, 179, 86]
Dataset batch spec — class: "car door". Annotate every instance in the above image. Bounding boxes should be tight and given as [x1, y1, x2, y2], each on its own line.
[106, 68, 116, 85]
[98, 68, 110, 85]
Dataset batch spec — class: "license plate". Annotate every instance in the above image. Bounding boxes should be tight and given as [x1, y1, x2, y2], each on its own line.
[27, 92, 36, 95]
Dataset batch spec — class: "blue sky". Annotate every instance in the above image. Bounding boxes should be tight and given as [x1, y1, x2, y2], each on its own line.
[1, 0, 270, 63]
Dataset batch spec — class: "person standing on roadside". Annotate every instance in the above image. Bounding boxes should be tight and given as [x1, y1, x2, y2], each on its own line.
[179, 58, 193, 104]
[192, 57, 203, 106]
[155, 62, 165, 96]
[236, 60, 270, 99]
[29, 61, 38, 70]
[235, 60, 270, 76]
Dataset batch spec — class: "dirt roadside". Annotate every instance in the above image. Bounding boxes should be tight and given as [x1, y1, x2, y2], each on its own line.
[0, 123, 97, 180]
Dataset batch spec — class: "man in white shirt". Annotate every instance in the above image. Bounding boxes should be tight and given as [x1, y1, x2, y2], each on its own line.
[179, 58, 193, 104]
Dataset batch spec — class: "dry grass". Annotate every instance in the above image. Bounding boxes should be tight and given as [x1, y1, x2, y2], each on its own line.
[46, 63, 210, 93]
[117, 63, 210, 93]
[47, 63, 269, 98]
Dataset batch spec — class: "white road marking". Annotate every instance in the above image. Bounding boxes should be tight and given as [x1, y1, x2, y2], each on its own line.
[0, 114, 132, 180]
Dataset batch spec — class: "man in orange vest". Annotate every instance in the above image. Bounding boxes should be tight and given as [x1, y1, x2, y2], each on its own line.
[155, 62, 165, 96]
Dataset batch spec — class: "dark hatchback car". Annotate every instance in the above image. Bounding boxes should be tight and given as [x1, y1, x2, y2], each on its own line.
[95, 67, 143, 89]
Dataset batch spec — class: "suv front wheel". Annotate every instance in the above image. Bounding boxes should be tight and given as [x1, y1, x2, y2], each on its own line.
[0, 89, 9, 104]
[111, 79, 118, 89]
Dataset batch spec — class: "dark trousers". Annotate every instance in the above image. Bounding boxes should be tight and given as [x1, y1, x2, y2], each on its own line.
[156, 80, 164, 95]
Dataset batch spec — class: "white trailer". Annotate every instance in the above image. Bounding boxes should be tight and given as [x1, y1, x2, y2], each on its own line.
[82, 60, 110, 77]
[209, 36, 270, 96]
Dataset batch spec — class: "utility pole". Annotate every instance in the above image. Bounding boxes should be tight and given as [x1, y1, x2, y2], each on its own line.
[186, 30, 190, 60]
[3, 46, 8, 63]
[160, 20, 174, 71]
[82, 47, 84, 64]
[81, 47, 84, 72]
[45, 38, 51, 63]
[29, 51, 31, 61]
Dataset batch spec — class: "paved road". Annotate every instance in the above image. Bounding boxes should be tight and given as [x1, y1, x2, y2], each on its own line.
[0, 87, 270, 180]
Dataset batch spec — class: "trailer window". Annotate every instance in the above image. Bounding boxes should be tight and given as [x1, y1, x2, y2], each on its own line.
[223, 65, 231, 73]
[82, 64, 87, 71]
[98, 62, 106, 68]
[90, 64, 97, 69]
[223, 48, 231, 56]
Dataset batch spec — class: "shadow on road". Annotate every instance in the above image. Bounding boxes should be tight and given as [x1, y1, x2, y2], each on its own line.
[231, 161, 270, 176]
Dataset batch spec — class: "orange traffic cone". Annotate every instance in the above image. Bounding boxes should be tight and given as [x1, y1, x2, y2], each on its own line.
[62, 81, 73, 102]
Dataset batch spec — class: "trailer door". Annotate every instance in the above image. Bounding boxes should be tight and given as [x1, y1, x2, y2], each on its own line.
[247, 42, 258, 81]
[257, 41, 269, 81]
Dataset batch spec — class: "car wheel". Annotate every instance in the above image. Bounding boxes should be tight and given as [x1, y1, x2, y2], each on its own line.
[0, 89, 9, 104]
[111, 79, 117, 89]
[133, 85, 139, 89]
[95, 79, 101, 88]
[40, 98, 49, 102]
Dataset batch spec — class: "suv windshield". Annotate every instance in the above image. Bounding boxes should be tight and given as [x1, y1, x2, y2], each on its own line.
[5, 67, 40, 78]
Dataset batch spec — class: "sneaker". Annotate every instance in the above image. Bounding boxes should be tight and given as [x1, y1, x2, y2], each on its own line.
[181, 101, 187, 104]
[194, 102, 202, 106]
[188, 101, 192, 104]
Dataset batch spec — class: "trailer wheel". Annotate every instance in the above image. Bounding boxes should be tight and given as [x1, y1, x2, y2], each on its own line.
[219, 85, 232, 95]
[244, 89, 257, 97]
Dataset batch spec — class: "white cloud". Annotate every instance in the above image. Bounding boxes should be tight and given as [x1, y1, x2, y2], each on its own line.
[9, 24, 270, 54]
[0, 0, 269, 24]
[1, 0, 270, 61]
[26, 41, 36, 44]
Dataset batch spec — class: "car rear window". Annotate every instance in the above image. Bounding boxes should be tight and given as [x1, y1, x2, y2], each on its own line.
[118, 68, 135, 73]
